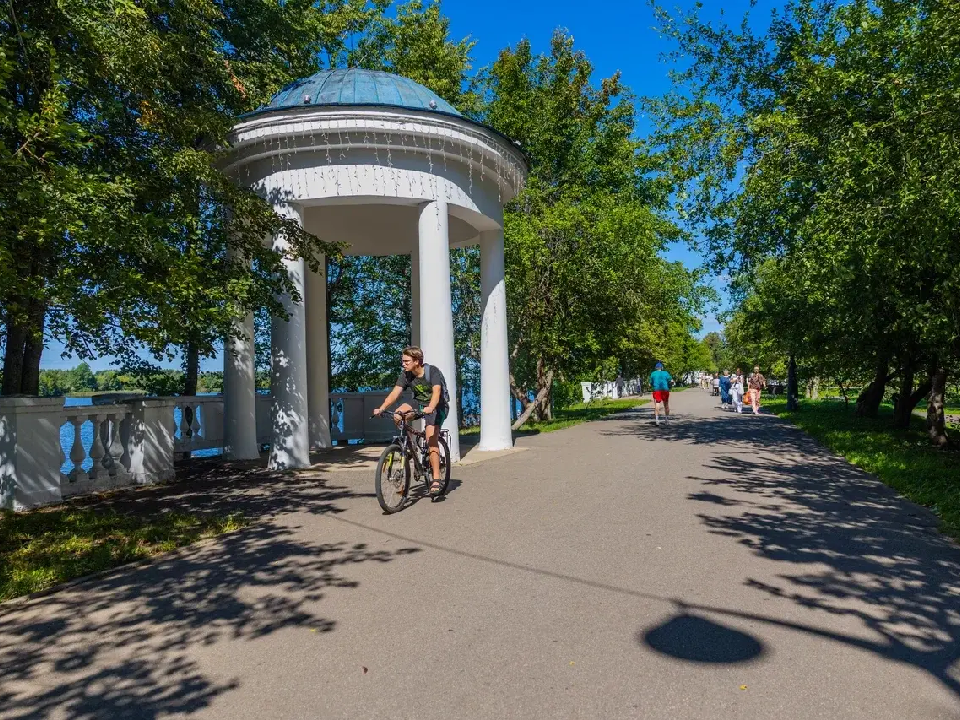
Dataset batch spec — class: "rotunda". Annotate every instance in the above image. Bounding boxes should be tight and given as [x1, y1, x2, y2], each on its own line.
[219, 68, 528, 468]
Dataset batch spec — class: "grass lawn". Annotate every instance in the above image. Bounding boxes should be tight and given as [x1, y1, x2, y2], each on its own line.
[765, 397, 960, 542]
[462, 397, 649, 437]
[0, 506, 246, 602]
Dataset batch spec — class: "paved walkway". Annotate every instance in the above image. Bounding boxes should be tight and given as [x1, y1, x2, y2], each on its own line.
[2, 391, 959, 719]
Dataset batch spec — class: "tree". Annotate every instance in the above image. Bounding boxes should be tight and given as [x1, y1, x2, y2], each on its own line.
[483, 31, 705, 426]
[324, 0, 481, 395]
[649, 0, 960, 444]
[66, 363, 96, 393]
[1, 0, 354, 396]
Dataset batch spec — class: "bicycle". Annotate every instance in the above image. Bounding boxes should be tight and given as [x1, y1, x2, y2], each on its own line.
[373, 409, 451, 513]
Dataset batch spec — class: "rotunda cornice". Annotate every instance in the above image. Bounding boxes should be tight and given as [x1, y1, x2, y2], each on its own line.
[223, 105, 528, 203]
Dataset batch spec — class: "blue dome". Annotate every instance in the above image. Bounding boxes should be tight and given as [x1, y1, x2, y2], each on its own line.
[258, 68, 461, 117]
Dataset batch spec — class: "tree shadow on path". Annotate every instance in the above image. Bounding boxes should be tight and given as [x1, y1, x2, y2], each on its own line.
[0, 467, 420, 719]
[606, 412, 960, 703]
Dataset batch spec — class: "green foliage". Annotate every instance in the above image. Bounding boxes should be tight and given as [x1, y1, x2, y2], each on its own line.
[550, 380, 583, 411]
[483, 31, 707, 420]
[0, 506, 246, 601]
[36, 366, 223, 397]
[351, 0, 480, 114]
[321, 0, 481, 398]
[1, 0, 348, 394]
[768, 397, 960, 542]
[650, 0, 960, 440]
[328, 254, 411, 391]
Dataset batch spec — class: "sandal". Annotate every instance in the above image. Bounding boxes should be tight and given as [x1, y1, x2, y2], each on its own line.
[429, 480, 443, 495]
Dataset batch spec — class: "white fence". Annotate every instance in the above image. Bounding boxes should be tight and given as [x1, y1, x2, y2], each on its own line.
[1, 390, 411, 511]
[580, 377, 643, 403]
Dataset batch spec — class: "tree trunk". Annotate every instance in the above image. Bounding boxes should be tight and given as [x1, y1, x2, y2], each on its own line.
[183, 339, 199, 396]
[927, 366, 949, 448]
[893, 359, 915, 428]
[786, 355, 799, 410]
[512, 369, 554, 430]
[533, 358, 547, 421]
[456, 367, 465, 428]
[181, 339, 200, 460]
[19, 301, 46, 396]
[509, 372, 531, 414]
[1, 311, 27, 396]
[807, 376, 820, 399]
[855, 358, 888, 418]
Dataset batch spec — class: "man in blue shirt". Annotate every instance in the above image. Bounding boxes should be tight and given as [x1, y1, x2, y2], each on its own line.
[648, 362, 674, 425]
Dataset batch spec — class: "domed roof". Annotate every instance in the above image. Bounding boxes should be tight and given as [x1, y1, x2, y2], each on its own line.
[258, 68, 461, 117]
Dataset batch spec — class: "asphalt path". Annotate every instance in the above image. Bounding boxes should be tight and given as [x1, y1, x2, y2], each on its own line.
[2, 390, 959, 719]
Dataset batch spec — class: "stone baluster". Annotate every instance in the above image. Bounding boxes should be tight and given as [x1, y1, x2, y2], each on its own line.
[69, 416, 87, 483]
[180, 404, 193, 443]
[59, 422, 68, 485]
[99, 414, 115, 476]
[88, 414, 105, 480]
[118, 413, 132, 474]
[191, 402, 202, 440]
[107, 414, 125, 477]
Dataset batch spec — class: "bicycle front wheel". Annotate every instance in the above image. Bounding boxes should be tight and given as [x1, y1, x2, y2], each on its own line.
[375, 444, 409, 513]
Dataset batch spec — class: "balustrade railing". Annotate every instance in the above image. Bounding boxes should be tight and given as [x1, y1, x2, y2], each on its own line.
[61, 408, 134, 497]
[174, 397, 225, 455]
[3, 390, 414, 510]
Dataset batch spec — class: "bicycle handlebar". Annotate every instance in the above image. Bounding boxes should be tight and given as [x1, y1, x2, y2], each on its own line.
[372, 408, 423, 420]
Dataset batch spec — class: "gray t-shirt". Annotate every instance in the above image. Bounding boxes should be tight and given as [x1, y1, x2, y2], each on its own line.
[396, 365, 448, 408]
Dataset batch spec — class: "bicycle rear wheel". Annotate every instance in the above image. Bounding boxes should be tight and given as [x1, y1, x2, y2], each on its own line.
[375, 444, 409, 513]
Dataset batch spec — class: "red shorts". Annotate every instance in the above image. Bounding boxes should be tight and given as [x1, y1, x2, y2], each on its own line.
[653, 390, 670, 403]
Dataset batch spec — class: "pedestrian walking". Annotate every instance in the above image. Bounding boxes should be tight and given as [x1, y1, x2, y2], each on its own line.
[732, 368, 744, 413]
[747, 366, 767, 414]
[719, 370, 732, 408]
[648, 361, 673, 426]
[712, 374, 720, 397]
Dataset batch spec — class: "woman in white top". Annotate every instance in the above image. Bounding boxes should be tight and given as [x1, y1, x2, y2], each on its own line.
[731, 369, 745, 414]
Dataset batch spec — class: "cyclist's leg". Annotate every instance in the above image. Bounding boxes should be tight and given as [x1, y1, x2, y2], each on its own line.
[422, 409, 446, 491]
[393, 402, 415, 446]
[424, 424, 440, 480]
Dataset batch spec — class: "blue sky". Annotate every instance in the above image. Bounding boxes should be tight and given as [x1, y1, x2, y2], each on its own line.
[42, 0, 777, 371]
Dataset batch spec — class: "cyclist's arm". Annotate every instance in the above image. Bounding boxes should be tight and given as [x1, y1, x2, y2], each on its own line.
[424, 385, 441, 415]
[375, 385, 405, 415]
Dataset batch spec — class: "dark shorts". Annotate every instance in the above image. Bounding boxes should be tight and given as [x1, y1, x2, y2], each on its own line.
[653, 390, 670, 403]
[422, 406, 448, 427]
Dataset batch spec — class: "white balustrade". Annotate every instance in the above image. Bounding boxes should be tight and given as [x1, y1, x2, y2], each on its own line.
[173, 397, 226, 455]
[60, 408, 135, 498]
[580, 377, 643, 403]
[3, 390, 414, 510]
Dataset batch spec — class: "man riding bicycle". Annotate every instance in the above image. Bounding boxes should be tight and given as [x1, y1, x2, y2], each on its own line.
[373, 346, 449, 496]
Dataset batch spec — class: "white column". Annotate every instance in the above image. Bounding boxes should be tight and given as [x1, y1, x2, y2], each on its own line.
[223, 310, 260, 460]
[306, 257, 331, 448]
[478, 229, 513, 451]
[269, 206, 310, 469]
[418, 199, 460, 462]
[410, 247, 421, 346]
